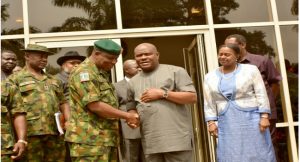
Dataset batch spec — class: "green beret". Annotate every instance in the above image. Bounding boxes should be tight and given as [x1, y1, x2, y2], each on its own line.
[94, 39, 121, 55]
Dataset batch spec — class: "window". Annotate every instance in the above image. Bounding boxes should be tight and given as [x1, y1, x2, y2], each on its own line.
[27, 0, 117, 33]
[276, 0, 298, 21]
[280, 25, 298, 122]
[212, 0, 272, 24]
[1, 0, 24, 35]
[121, 0, 206, 28]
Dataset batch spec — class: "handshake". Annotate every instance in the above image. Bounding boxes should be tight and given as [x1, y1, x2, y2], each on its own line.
[125, 110, 140, 128]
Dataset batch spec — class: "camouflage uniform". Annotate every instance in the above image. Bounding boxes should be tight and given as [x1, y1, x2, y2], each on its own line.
[8, 68, 66, 162]
[1, 81, 26, 162]
[65, 59, 119, 161]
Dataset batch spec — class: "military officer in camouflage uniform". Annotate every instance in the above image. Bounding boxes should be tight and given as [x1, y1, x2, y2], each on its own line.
[56, 51, 85, 162]
[8, 44, 69, 162]
[1, 80, 27, 162]
[65, 39, 139, 162]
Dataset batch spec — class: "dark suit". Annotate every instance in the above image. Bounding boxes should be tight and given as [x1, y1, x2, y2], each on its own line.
[114, 79, 145, 162]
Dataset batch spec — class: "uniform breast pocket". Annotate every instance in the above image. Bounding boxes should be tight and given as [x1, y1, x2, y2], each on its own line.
[99, 83, 113, 93]
[99, 83, 116, 103]
[26, 114, 42, 133]
[19, 83, 37, 104]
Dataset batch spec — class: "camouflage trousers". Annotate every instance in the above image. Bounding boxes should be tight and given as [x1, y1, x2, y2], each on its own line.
[69, 142, 118, 162]
[1, 154, 13, 162]
[19, 135, 66, 162]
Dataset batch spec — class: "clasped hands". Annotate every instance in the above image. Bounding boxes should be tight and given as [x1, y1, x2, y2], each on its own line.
[125, 88, 164, 128]
[126, 110, 140, 128]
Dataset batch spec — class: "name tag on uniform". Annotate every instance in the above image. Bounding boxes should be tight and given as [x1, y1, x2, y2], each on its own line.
[19, 81, 35, 86]
[80, 72, 90, 82]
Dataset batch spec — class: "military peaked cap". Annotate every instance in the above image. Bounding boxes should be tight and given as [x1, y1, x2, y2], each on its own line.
[94, 39, 121, 55]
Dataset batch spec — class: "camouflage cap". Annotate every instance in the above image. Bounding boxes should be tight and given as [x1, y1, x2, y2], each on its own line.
[94, 39, 121, 55]
[21, 44, 55, 55]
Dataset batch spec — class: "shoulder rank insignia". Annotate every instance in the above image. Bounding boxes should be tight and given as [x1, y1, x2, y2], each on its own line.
[80, 72, 90, 82]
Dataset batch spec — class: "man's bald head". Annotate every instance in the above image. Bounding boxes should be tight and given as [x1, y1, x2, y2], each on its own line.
[123, 59, 139, 78]
[134, 43, 158, 54]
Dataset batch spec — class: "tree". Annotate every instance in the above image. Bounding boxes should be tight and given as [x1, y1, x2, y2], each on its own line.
[51, 0, 116, 30]
[1, 4, 9, 22]
[49, 17, 91, 32]
[215, 28, 275, 57]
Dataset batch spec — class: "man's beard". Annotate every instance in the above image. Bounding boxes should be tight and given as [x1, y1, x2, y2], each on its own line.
[63, 67, 72, 73]
[2, 64, 16, 73]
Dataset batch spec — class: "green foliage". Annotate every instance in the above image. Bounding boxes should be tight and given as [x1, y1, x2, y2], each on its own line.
[215, 28, 275, 56]
[1, 4, 9, 22]
[52, 0, 117, 30]
[291, 0, 298, 15]
[211, 0, 239, 23]
[49, 17, 91, 32]
[121, 0, 206, 27]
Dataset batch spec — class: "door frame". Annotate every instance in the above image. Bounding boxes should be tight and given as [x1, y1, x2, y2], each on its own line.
[29, 29, 218, 81]
[29, 30, 219, 160]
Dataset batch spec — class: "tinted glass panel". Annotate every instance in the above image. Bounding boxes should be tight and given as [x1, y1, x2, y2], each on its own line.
[121, 36, 194, 67]
[28, 0, 117, 33]
[276, 0, 298, 21]
[1, 0, 23, 35]
[281, 25, 298, 121]
[276, 127, 291, 161]
[215, 27, 277, 57]
[212, 0, 271, 24]
[121, 0, 206, 28]
[1, 39, 25, 66]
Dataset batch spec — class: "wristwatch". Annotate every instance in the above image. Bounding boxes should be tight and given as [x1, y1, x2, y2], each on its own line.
[162, 88, 169, 99]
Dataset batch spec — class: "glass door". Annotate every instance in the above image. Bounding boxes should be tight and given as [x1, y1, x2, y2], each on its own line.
[183, 34, 216, 162]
